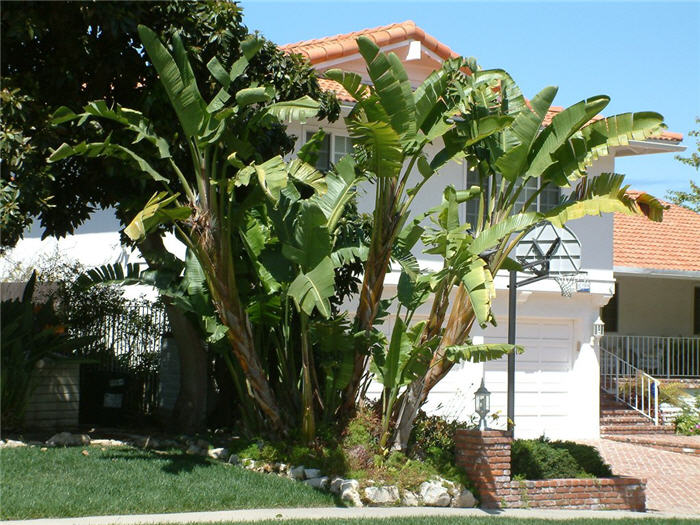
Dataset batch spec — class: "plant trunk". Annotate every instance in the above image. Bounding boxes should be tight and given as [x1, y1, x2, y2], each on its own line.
[166, 304, 208, 434]
[392, 284, 475, 450]
[340, 240, 393, 416]
[139, 233, 208, 434]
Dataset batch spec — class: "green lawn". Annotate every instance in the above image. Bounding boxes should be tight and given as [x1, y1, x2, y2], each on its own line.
[0, 445, 336, 519]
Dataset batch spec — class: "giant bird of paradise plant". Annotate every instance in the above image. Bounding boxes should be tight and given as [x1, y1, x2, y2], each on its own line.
[48, 26, 333, 434]
[327, 38, 666, 446]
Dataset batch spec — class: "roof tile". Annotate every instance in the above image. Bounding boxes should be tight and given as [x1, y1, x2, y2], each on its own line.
[281, 20, 459, 64]
[614, 195, 700, 272]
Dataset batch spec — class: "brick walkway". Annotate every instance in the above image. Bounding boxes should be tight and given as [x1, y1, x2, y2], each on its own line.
[604, 433, 700, 456]
[581, 439, 700, 515]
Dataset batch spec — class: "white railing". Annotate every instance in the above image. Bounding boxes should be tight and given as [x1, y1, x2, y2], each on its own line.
[600, 347, 659, 425]
[601, 334, 700, 378]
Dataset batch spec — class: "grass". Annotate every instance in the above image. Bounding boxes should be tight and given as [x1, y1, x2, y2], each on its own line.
[0, 445, 336, 520]
[163, 516, 698, 525]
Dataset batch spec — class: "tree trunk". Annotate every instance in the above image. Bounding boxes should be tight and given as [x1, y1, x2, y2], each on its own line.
[138, 233, 210, 434]
[392, 284, 476, 450]
[166, 304, 208, 434]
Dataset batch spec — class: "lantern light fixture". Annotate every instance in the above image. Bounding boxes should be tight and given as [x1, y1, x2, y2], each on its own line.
[474, 377, 491, 430]
[593, 316, 605, 339]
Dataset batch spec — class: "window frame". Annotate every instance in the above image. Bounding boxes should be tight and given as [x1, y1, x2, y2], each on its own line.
[303, 128, 352, 172]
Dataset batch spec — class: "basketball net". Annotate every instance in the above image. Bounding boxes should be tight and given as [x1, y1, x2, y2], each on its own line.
[553, 272, 590, 298]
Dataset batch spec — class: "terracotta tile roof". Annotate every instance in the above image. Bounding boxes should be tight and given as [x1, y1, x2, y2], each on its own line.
[614, 193, 700, 272]
[281, 20, 459, 65]
[317, 78, 355, 103]
[295, 23, 683, 144]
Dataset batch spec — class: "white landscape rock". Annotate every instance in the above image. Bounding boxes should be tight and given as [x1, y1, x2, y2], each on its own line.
[452, 489, 477, 508]
[91, 439, 126, 447]
[329, 477, 345, 495]
[341, 486, 363, 507]
[364, 485, 400, 506]
[47, 432, 90, 447]
[401, 490, 420, 506]
[304, 476, 330, 490]
[304, 468, 322, 480]
[289, 465, 306, 480]
[208, 447, 229, 460]
[1, 439, 27, 448]
[419, 480, 452, 507]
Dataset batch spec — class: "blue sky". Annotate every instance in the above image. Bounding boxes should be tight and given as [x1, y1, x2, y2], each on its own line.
[241, 0, 700, 198]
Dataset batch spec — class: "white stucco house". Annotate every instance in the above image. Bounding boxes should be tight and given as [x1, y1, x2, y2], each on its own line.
[4, 21, 697, 440]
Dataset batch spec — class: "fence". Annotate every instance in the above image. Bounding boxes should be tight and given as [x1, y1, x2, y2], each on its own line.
[74, 301, 170, 422]
[601, 335, 700, 378]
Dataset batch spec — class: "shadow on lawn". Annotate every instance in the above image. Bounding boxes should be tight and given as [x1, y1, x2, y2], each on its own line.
[97, 448, 213, 475]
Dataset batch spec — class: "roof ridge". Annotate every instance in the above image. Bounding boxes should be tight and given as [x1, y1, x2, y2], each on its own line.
[280, 20, 415, 49]
[280, 20, 458, 65]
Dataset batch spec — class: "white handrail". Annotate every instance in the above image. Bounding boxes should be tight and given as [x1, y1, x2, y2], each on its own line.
[601, 334, 700, 378]
[600, 347, 660, 425]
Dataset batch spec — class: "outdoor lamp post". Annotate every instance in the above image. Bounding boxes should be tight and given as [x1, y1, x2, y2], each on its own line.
[474, 377, 491, 430]
[593, 316, 605, 340]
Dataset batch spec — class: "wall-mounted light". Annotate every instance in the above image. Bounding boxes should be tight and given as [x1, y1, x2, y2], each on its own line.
[593, 316, 605, 340]
[474, 377, 491, 430]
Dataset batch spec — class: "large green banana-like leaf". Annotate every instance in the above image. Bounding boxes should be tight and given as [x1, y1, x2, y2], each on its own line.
[288, 256, 335, 318]
[347, 120, 403, 178]
[124, 191, 191, 241]
[468, 211, 541, 255]
[545, 173, 665, 226]
[356, 36, 417, 144]
[137, 25, 207, 138]
[461, 257, 496, 328]
[287, 158, 327, 195]
[310, 155, 362, 231]
[76, 263, 145, 288]
[48, 141, 168, 182]
[444, 343, 523, 364]
[264, 96, 320, 124]
[283, 202, 332, 272]
[324, 69, 369, 101]
[241, 218, 282, 293]
[53, 102, 172, 159]
[413, 69, 449, 132]
[495, 86, 559, 181]
[253, 155, 290, 201]
[236, 86, 276, 106]
[527, 95, 610, 178]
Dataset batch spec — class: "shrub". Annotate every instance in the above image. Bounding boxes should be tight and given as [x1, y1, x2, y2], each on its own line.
[511, 437, 612, 480]
[674, 395, 700, 435]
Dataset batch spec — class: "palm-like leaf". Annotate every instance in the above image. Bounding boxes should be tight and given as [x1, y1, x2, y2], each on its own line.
[287, 256, 335, 318]
[137, 25, 207, 138]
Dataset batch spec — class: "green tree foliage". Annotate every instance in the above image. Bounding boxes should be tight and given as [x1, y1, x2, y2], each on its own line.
[667, 118, 699, 212]
[0, 1, 338, 248]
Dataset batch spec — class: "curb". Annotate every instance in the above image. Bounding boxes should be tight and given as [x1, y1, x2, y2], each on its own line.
[3, 506, 697, 525]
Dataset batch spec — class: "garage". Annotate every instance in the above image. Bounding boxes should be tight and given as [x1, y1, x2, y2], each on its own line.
[423, 317, 577, 440]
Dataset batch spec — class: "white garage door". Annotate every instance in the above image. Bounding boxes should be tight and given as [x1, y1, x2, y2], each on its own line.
[483, 319, 574, 439]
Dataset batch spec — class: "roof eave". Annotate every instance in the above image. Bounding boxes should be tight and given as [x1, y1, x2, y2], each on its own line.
[614, 266, 700, 280]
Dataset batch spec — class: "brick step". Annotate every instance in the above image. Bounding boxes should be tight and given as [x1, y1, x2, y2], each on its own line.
[601, 415, 659, 425]
[601, 424, 674, 435]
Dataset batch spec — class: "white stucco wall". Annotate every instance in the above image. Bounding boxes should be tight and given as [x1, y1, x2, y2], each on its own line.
[615, 274, 700, 336]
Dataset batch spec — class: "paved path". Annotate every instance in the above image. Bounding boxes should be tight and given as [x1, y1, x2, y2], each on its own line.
[2, 507, 692, 525]
[604, 433, 700, 456]
[582, 439, 700, 515]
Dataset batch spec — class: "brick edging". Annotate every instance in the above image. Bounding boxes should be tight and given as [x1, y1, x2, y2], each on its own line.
[455, 429, 646, 511]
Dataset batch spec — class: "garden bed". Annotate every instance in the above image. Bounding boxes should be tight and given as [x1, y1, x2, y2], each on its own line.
[455, 430, 646, 511]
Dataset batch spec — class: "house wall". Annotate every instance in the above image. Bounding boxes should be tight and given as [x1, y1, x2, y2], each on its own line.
[565, 156, 615, 271]
[615, 274, 699, 336]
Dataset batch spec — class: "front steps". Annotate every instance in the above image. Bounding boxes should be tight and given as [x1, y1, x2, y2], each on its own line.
[600, 392, 674, 436]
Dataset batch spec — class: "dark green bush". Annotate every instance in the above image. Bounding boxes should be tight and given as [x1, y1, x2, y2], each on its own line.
[511, 437, 612, 480]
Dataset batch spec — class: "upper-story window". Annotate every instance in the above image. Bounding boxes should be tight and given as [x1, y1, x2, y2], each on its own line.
[465, 170, 561, 228]
[305, 131, 352, 172]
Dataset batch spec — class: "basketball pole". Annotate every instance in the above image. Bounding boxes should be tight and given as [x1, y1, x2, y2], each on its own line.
[506, 238, 561, 435]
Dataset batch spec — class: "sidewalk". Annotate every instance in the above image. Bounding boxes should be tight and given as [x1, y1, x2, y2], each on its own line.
[4, 507, 696, 525]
